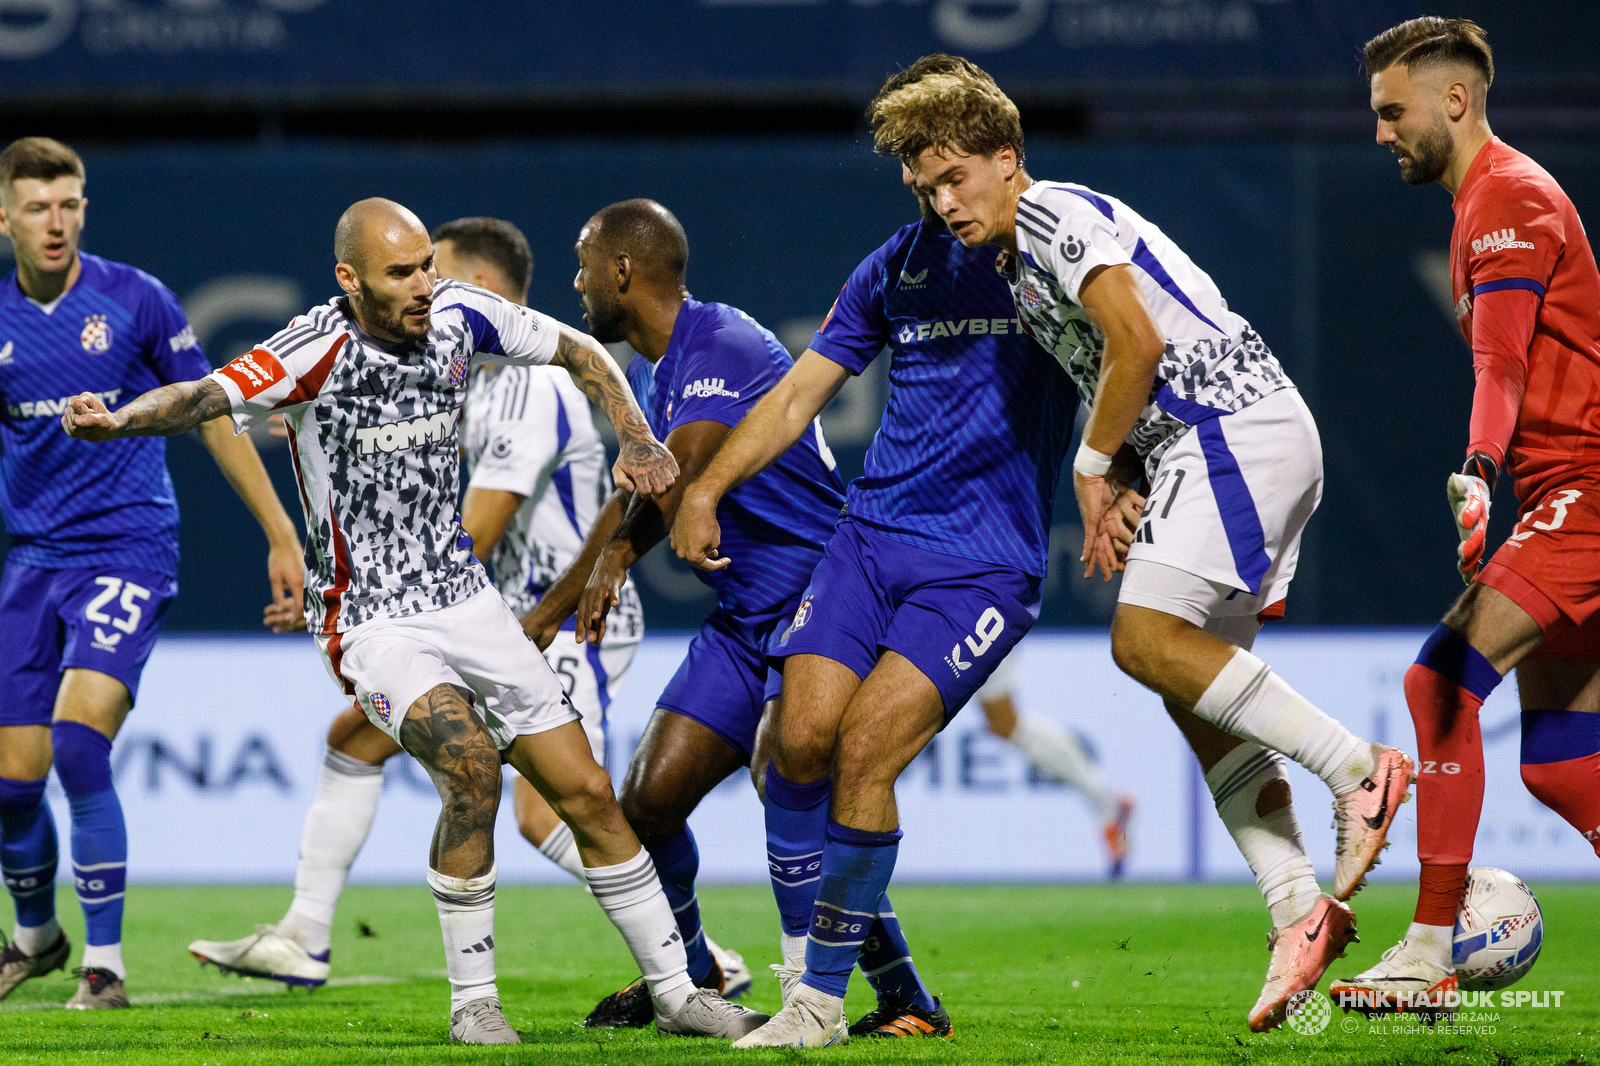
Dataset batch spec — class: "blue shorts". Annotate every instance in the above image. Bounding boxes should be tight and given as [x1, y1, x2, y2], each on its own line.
[771, 520, 1041, 721]
[655, 601, 795, 759]
[0, 561, 177, 726]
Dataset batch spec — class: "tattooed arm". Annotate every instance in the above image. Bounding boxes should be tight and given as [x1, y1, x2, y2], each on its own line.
[61, 378, 231, 442]
[548, 324, 679, 497]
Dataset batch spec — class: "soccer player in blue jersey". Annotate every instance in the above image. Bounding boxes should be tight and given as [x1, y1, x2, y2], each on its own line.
[0, 137, 303, 1008]
[670, 55, 1128, 1048]
[521, 199, 940, 1030]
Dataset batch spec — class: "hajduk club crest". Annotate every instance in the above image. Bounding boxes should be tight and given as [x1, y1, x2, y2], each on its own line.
[448, 351, 470, 387]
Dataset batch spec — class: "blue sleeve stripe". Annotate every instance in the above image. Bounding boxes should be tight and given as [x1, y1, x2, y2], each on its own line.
[444, 303, 505, 356]
[1473, 277, 1546, 298]
[1521, 709, 1600, 765]
[1065, 187, 1116, 221]
[1414, 625, 1502, 702]
[1132, 238, 1223, 334]
[1021, 196, 1059, 224]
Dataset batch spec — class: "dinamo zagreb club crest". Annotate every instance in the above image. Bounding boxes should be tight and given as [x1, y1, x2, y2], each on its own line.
[81, 315, 113, 352]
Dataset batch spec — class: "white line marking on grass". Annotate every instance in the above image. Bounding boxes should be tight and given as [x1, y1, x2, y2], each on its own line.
[0, 975, 408, 1012]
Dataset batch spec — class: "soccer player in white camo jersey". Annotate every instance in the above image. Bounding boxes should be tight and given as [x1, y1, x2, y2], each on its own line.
[61, 199, 766, 1045]
[871, 59, 1418, 1032]
[185, 216, 751, 999]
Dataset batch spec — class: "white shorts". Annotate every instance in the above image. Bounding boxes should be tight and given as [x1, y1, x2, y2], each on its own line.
[1120, 388, 1322, 629]
[537, 634, 637, 765]
[320, 585, 579, 751]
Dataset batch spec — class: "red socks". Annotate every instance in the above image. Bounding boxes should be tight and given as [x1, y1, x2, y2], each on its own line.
[1521, 708, 1600, 856]
[1406, 627, 1501, 925]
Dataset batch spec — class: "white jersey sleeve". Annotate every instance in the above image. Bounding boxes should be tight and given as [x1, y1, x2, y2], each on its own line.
[1016, 191, 1130, 304]
[430, 280, 560, 369]
[208, 316, 350, 434]
[466, 370, 561, 498]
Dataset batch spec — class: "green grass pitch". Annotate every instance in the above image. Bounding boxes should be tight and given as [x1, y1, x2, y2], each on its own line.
[1, 882, 1593, 1064]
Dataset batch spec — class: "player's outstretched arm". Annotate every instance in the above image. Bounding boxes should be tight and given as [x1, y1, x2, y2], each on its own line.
[573, 419, 731, 644]
[1072, 265, 1166, 581]
[670, 350, 849, 571]
[521, 489, 628, 650]
[61, 377, 230, 441]
[197, 417, 306, 633]
[548, 324, 678, 497]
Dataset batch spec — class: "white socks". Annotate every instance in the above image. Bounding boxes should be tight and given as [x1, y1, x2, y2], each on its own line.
[81, 941, 125, 979]
[14, 917, 61, 957]
[1008, 712, 1118, 821]
[1195, 650, 1374, 797]
[584, 848, 692, 1016]
[1406, 921, 1455, 969]
[536, 821, 585, 882]
[1205, 743, 1320, 930]
[429, 863, 499, 1011]
[278, 748, 385, 957]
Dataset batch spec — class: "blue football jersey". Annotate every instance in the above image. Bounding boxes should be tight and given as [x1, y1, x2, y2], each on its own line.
[627, 298, 845, 617]
[0, 253, 211, 575]
[810, 219, 1077, 578]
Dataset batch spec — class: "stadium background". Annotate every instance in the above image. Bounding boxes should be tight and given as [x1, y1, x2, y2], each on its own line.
[1, 0, 1597, 886]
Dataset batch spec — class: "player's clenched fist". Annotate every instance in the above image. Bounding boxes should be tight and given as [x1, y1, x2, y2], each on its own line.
[60, 392, 121, 441]
[671, 483, 730, 572]
[612, 433, 679, 497]
[1447, 472, 1491, 584]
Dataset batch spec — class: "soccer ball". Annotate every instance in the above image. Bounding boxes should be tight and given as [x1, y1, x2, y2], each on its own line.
[1452, 867, 1543, 991]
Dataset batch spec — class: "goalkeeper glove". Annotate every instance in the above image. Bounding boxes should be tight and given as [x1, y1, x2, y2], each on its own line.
[1446, 471, 1491, 584]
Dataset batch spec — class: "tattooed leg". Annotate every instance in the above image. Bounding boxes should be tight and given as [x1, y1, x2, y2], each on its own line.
[398, 683, 502, 878]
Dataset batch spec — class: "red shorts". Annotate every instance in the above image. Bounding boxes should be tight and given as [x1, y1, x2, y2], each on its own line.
[1479, 476, 1600, 663]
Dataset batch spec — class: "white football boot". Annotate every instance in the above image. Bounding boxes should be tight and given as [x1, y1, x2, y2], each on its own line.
[450, 996, 520, 1044]
[1329, 933, 1458, 1017]
[732, 981, 849, 1048]
[706, 935, 754, 999]
[769, 933, 807, 1008]
[656, 987, 770, 1039]
[188, 924, 330, 989]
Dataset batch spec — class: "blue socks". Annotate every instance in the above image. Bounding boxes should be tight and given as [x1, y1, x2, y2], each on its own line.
[764, 762, 830, 938]
[645, 828, 713, 985]
[53, 722, 127, 964]
[801, 821, 901, 999]
[856, 894, 936, 1011]
[0, 775, 58, 932]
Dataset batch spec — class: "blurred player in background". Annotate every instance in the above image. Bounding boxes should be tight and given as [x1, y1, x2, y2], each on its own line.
[62, 199, 767, 1044]
[0, 137, 303, 1009]
[186, 217, 748, 995]
[1333, 19, 1600, 1010]
[974, 647, 1134, 877]
[873, 59, 1417, 1032]
[672, 56, 1117, 1046]
[520, 199, 847, 1025]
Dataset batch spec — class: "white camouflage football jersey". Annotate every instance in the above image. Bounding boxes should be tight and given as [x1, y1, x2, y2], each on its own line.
[1007, 181, 1291, 465]
[461, 363, 642, 644]
[209, 279, 562, 640]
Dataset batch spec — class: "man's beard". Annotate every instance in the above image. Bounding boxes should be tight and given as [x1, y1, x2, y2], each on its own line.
[1399, 117, 1452, 185]
[358, 280, 428, 339]
[584, 296, 627, 344]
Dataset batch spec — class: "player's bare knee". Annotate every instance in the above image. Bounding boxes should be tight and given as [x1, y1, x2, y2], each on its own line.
[773, 716, 833, 783]
[555, 764, 620, 828]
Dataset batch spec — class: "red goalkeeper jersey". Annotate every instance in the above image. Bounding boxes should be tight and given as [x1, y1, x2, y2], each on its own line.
[1452, 137, 1600, 506]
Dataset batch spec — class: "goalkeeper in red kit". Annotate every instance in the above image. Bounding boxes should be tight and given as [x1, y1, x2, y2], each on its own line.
[1332, 17, 1600, 1010]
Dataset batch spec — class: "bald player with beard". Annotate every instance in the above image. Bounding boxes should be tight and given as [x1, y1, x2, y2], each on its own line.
[60, 198, 767, 1045]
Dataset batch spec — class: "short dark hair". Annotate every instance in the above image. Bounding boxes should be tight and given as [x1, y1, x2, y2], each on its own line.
[589, 199, 689, 283]
[0, 137, 85, 191]
[1364, 17, 1493, 88]
[430, 216, 533, 298]
[868, 54, 1025, 169]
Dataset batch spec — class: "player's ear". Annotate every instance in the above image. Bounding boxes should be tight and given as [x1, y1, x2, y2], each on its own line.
[615, 252, 633, 294]
[334, 262, 360, 296]
[1444, 79, 1470, 122]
